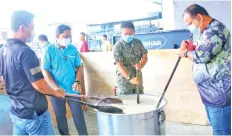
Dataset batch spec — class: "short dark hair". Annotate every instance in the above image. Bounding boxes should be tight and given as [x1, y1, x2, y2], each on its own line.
[103, 34, 107, 39]
[120, 21, 135, 30]
[11, 10, 34, 32]
[80, 32, 86, 36]
[38, 34, 48, 42]
[56, 24, 71, 35]
[184, 4, 209, 17]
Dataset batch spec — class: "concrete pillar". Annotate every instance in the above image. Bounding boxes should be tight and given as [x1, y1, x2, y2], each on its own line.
[161, 0, 176, 30]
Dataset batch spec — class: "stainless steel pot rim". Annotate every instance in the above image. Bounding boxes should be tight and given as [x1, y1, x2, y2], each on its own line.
[95, 94, 167, 115]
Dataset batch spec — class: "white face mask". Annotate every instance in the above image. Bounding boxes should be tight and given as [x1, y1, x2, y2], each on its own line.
[58, 38, 71, 47]
[26, 30, 35, 43]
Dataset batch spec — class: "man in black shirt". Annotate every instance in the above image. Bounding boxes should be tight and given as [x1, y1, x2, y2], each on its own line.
[0, 10, 65, 135]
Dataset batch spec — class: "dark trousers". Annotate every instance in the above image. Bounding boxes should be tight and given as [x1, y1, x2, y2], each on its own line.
[50, 96, 88, 135]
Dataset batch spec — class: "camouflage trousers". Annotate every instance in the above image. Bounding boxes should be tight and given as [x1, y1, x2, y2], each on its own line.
[116, 70, 144, 96]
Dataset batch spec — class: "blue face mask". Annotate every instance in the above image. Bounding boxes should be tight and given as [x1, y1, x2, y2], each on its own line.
[188, 17, 202, 44]
[122, 35, 134, 43]
[188, 24, 201, 44]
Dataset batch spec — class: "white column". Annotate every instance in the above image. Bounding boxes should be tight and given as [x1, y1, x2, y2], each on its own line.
[161, 0, 175, 30]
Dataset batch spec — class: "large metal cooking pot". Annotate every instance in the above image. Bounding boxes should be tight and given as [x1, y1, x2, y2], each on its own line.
[96, 94, 167, 135]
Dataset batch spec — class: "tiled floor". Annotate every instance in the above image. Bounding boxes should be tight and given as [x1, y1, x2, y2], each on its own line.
[55, 111, 212, 135]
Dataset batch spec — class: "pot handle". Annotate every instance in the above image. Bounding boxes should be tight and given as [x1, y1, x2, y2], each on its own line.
[158, 111, 166, 124]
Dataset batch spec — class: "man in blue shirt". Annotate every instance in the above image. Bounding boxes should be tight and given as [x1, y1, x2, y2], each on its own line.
[0, 10, 65, 135]
[42, 24, 88, 135]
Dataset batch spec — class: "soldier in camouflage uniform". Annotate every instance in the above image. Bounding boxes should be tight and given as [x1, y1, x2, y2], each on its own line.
[113, 21, 148, 95]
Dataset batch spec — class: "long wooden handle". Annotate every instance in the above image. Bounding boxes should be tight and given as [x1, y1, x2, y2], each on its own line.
[65, 94, 101, 100]
[65, 96, 100, 110]
[65, 93, 85, 98]
[136, 70, 140, 104]
[156, 57, 181, 109]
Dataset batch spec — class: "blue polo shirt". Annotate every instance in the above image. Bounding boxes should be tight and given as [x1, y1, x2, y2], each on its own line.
[42, 43, 82, 94]
[0, 38, 48, 119]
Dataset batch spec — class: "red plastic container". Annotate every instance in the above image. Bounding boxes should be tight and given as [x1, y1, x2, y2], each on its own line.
[114, 86, 117, 96]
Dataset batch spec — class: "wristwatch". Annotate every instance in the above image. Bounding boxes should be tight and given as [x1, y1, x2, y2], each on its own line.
[184, 50, 189, 58]
[126, 74, 132, 80]
[75, 80, 81, 85]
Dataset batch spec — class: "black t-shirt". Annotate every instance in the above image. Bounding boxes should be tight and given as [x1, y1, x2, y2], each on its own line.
[0, 38, 48, 119]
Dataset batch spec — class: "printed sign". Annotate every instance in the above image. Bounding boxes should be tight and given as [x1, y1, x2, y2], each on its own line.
[142, 36, 167, 49]
[113, 30, 191, 50]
